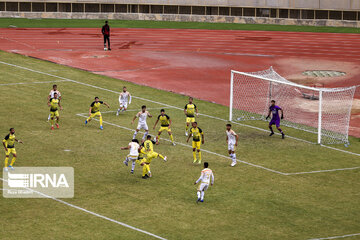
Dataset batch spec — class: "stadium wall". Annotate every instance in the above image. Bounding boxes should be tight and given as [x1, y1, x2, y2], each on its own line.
[0, 1, 359, 27]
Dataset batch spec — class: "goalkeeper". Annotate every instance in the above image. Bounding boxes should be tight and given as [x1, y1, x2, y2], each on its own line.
[266, 100, 285, 139]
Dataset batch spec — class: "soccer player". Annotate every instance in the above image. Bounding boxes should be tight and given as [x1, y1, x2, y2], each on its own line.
[132, 105, 152, 142]
[116, 86, 131, 116]
[101, 21, 111, 51]
[47, 84, 61, 121]
[184, 97, 198, 136]
[48, 92, 63, 130]
[226, 124, 239, 167]
[85, 97, 110, 130]
[153, 109, 175, 146]
[186, 122, 204, 164]
[266, 100, 285, 139]
[121, 139, 140, 174]
[3, 128, 23, 172]
[140, 135, 167, 179]
[194, 162, 214, 203]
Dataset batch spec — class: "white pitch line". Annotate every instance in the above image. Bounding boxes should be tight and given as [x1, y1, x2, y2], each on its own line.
[309, 233, 360, 240]
[0, 79, 70, 86]
[76, 113, 287, 175]
[77, 107, 171, 115]
[0, 177, 167, 240]
[286, 166, 360, 175]
[0, 61, 359, 161]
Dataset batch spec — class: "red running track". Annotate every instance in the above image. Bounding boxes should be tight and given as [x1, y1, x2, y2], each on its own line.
[1, 28, 359, 137]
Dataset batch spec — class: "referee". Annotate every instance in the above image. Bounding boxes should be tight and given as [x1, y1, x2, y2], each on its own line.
[102, 21, 111, 51]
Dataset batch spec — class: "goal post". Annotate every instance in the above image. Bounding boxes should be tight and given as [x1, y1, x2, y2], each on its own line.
[229, 67, 357, 145]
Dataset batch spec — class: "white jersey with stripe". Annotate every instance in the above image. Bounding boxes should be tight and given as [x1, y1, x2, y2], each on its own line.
[119, 91, 130, 103]
[136, 111, 149, 124]
[49, 90, 61, 98]
[196, 168, 214, 185]
[226, 129, 237, 144]
[129, 142, 140, 156]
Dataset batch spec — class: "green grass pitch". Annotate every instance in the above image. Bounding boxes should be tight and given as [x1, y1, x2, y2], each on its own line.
[0, 50, 359, 240]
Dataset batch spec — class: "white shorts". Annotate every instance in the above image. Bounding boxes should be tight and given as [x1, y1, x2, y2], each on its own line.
[127, 155, 138, 162]
[120, 101, 128, 109]
[198, 183, 209, 192]
[137, 122, 148, 131]
[228, 142, 236, 151]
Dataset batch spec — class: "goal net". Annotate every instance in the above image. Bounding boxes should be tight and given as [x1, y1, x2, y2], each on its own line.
[229, 67, 356, 145]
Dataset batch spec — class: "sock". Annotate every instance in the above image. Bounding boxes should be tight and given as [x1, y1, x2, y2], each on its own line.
[198, 151, 202, 161]
[158, 154, 165, 160]
[4, 157, 9, 168]
[197, 191, 201, 199]
[278, 128, 284, 134]
[125, 157, 129, 163]
[48, 114, 51, 120]
[232, 154, 236, 161]
[193, 152, 197, 161]
[117, 108, 120, 113]
[56, 118, 59, 124]
[133, 131, 138, 139]
[170, 134, 174, 143]
[186, 125, 189, 132]
[142, 165, 147, 176]
[200, 191, 205, 200]
[10, 157, 16, 167]
[86, 117, 91, 122]
[131, 161, 136, 172]
[229, 153, 233, 158]
[50, 119, 54, 126]
[269, 126, 274, 133]
[99, 116, 103, 126]
[157, 135, 160, 142]
[142, 132, 148, 141]
[145, 164, 151, 174]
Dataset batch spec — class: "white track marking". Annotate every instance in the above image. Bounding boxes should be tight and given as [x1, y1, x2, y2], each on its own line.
[0, 79, 70, 86]
[0, 61, 359, 163]
[309, 233, 360, 240]
[77, 113, 287, 175]
[0, 177, 167, 240]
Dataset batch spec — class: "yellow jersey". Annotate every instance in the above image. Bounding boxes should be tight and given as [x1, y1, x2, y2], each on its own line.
[90, 101, 103, 113]
[157, 114, 170, 127]
[190, 127, 203, 142]
[3, 133, 16, 148]
[143, 140, 156, 153]
[49, 98, 60, 112]
[185, 103, 197, 117]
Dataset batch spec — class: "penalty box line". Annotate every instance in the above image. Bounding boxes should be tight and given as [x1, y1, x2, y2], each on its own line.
[308, 232, 360, 240]
[1, 61, 359, 162]
[0, 177, 168, 240]
[76, 113, 360, 176]
[76, 113, 287, 176]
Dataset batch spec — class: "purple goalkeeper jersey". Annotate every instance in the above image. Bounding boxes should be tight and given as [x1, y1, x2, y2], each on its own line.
[269, 105, 282, 120]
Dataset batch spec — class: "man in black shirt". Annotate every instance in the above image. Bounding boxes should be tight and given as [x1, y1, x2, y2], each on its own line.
[101, 21, 111, 51]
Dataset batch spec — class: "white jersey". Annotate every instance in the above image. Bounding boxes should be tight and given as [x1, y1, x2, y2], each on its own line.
[136, 111, 149, 124]
[196, 168, 214, 185]
[128, 142, 140, 157]
[49, 90, 61, 98]
[226, 129, 237, 144]
[119, 91, 130, 103]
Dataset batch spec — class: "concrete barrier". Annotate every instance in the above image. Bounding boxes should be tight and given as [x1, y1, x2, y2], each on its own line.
[1, 11, 359, 28]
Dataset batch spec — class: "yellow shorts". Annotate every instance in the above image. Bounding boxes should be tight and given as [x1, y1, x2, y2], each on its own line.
[192, 141, 201, 150]
[50, 110, 59, 118]
[90, 111, 101, 118]
[145, 151, 160, 163]
[158, 126, 171, 133]
[186, 117, 195, 123]
[5, 148, 16, 155]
